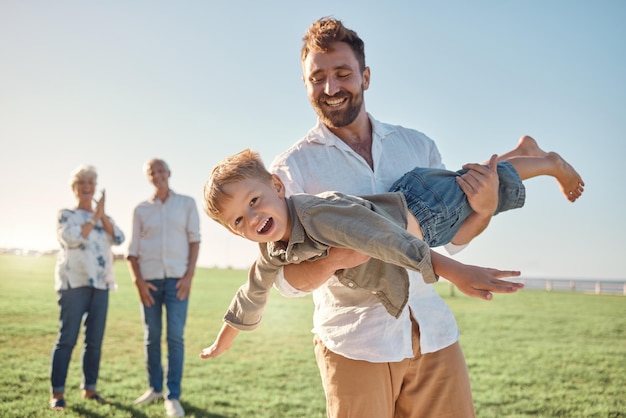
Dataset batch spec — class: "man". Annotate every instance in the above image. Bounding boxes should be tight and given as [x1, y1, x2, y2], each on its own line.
[270, 17, 521, 417]
[126, 158, 200, 417]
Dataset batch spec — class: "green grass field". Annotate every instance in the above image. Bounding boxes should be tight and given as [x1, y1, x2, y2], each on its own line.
[0, 254, 624, 417]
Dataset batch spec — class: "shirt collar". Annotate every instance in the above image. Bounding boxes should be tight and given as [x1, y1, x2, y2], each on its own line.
[307, 113, 391, 145]
[266, 196, 305, 257]
[149, 189, 177, 204]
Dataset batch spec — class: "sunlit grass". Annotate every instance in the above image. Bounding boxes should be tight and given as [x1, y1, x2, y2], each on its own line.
[0, 254, 624, 417]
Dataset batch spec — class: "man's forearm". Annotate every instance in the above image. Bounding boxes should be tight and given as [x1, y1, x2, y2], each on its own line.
[283, 259, 336, 292]
[126, 256, 143, 283]
[186, 241, 200, 277]
[283, 247, 371, 291]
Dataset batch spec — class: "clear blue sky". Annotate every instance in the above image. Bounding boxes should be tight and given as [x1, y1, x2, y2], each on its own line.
[1, 1, 624, 279]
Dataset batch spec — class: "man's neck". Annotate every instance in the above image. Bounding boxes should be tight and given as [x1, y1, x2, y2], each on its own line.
[154, 187, 170, 202]
[327, 113, 374, 168]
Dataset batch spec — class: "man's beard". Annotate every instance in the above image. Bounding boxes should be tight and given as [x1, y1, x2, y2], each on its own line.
[312, 87, 364, 128]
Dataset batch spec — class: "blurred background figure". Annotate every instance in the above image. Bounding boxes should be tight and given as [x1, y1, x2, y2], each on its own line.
[49, 164, 125, 410]
[126, 158, 200, 417]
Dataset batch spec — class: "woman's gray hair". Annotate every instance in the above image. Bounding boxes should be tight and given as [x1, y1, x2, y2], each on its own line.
[69, 164, 98, 188]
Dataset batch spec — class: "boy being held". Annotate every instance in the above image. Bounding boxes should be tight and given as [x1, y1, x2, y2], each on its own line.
[200, 139, 583, 359]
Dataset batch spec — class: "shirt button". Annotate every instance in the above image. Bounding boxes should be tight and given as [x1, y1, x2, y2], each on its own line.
[348, 282, 355, 288]
[292, 256, 299, 261]
[371, 291, 378, 295]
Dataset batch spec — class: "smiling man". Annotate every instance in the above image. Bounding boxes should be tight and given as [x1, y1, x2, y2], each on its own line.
[267, 17, 504, 418]
[126, 158, 200, 417]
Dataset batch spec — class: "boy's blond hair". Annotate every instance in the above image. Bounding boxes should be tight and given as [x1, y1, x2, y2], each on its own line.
[203, 148, 273, 228]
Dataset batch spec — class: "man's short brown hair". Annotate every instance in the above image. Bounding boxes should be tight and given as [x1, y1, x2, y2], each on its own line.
[301, 17, 366, 72]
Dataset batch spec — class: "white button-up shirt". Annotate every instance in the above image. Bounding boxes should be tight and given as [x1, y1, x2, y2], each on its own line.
[271, 115, 462, 361]
[127, 190, 200, 280]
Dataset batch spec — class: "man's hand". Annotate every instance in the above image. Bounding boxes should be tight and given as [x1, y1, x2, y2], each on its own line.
[134, 278, 157, 307]
[456, 154, 499, 217]
[175, 274, 193, 301]
[449, 154, 500, 245]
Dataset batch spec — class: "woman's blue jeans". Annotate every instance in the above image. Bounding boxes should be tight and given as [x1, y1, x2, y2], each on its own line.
[140, 278, 188, 400]
[50, 287, 109, 393]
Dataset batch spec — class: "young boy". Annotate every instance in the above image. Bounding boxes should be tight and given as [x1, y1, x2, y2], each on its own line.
[200, 138, 583, 359]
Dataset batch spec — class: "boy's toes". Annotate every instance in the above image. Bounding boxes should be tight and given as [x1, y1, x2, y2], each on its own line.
[567, 189, 583, 202]
[567, 182, 585, 202]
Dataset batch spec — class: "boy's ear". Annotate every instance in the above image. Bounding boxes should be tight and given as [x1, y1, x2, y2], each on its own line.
[270, 174, 286, 198]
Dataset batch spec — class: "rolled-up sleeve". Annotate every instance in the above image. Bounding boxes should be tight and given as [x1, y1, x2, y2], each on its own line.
[126, 207, 141, 258]
[273, 266, 312, 298]
[186, 199, 201, 243]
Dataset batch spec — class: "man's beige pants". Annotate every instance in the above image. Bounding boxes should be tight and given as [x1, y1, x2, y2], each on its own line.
[314, 317, 475, 418]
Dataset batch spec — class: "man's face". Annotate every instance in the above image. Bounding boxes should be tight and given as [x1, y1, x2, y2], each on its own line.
[302, 42, 370, 128]
[147, 161, 170, 190]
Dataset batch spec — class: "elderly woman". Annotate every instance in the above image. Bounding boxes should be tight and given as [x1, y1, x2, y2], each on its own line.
[49, 165, 125, 410]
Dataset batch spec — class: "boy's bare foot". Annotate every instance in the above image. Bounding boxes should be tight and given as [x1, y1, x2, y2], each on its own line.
[547, 151, 584, 202]
[513, 135, 547, 158]
[492, 135, 546, 163]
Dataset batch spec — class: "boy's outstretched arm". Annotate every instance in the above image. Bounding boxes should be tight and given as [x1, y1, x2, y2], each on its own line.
[430, 250, 523, 300]
[199, 322, 240, 359]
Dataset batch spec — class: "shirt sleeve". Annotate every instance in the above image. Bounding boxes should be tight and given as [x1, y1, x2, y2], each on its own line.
[300, 194, 438, 283]
[186, 198, 201, 243]
[223, 245, 284, 330]
[57, 209, 85, 249]
[443, 241, 467, 255]
[105, 216, 125, 245]
[273, 266, 312, 297]
[271, 154, 306, 196]
[126, 206, 141, 257]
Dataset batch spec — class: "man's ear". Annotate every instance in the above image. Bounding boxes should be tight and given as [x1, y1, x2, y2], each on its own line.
[271, 174, 286, 198]
[362, 66, 371, 91]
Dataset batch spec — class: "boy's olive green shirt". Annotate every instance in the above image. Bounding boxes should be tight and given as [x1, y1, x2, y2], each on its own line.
[224, 191, 438, 330]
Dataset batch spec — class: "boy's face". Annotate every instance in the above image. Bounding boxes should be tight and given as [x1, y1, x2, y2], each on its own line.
[220, 175, 291, 243]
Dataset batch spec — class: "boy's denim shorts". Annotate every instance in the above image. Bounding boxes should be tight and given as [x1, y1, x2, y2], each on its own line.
[389, 161, 526, 247]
